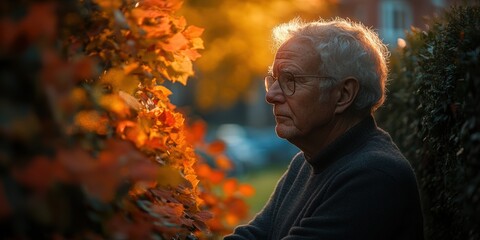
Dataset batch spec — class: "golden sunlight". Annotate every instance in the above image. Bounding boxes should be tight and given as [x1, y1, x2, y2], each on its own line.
[180, 0, 337, 110]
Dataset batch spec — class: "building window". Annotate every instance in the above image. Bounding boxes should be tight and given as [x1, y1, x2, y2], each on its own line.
[380, 0, 412, 47]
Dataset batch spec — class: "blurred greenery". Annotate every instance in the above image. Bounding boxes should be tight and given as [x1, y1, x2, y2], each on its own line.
[239, 165, 287, 219]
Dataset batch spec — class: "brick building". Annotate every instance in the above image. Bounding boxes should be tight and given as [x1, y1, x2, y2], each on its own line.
[335, 0, 461, 47]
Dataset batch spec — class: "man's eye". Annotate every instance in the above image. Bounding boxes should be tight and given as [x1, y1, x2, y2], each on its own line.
[282, 73, 295, 82]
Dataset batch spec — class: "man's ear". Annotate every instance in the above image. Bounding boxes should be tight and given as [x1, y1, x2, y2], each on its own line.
[334, 77, 359, 114]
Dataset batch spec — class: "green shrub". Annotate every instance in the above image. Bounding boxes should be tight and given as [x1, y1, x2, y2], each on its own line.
[376, 4, 480, 240]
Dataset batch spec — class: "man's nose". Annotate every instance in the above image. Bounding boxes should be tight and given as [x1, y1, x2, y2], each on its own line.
[265, 81, 286, 105]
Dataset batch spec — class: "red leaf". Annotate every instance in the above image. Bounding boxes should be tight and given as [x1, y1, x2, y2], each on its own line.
[13, 156, 54, 192]
[207, 140, 226, 155]
[159, 110, 176, 127]
[0, 181, 12, 218]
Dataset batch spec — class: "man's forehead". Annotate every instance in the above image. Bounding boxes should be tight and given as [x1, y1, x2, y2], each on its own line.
[275, 37, 316, 58]
[275, 51, 301, 59]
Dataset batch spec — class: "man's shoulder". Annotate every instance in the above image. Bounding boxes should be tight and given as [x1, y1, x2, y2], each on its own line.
[341, 131, 416, 183]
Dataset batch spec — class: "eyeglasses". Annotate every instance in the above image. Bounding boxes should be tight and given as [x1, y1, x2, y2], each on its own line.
[264, 72, 335, 96]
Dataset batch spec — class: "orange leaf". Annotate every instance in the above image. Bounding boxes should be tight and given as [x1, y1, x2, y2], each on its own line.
[207, 140, 226, 155]
[215, 154, 233, 171]
[223, 179, 238, 197]
[94, 0, 122, 9]
[143, 138, 167, 151]
[186, 120, 206, 144]
[162, 32, 189, 52]
[195, 163, 211, 178]
[225, 197, 249, 219]
[183, 48, 202, 61]
[200, 192, 218, 206]
[238, 184, 255, 197]
[116, 120, 137, 135]
[184, 174, 199, 189]
[208, 170, 225, 184]
[159, 110, 176, 127]
[183, 25, 204, 38]
[141, 0, 183, 12]
[124, 123, 148, 147]
[74, 110, 109, 135]
[225, 213, 239, 226]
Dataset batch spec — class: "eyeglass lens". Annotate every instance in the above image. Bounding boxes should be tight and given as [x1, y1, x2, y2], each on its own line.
[265, 73, 295, 95]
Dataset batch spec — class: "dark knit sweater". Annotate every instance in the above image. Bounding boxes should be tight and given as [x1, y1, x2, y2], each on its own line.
[224, 116, 424, 240]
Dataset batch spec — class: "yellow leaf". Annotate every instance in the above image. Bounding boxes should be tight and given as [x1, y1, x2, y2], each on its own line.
[151, 85, 172, 97]
[156, 166, 184, 187]
[99, 94, 130, 118]
[170, 55, 193, 85]
[99, 68, 139, 94]
[123, 62, 139, 75]
[74, 110, 108, 135]
[93, 0, 122, 9]
[191, 37, 204, 49]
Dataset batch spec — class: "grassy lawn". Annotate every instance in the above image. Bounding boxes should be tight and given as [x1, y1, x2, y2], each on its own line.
[238, 165, 288, 220]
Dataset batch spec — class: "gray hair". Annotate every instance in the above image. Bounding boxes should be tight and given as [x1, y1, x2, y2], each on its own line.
[272, 17, 390, 113]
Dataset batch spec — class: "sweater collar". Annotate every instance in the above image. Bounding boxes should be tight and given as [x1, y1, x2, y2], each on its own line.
[306, 115, 377, 174]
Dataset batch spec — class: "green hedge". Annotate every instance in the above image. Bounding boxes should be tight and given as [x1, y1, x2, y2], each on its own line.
[376, 5, 480, 240]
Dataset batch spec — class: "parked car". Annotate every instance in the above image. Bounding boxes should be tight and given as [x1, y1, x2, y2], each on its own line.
[214, 124, 299, 175]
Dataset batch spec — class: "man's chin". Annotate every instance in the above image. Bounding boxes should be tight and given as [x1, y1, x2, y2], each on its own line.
[275, 125, 294, 140]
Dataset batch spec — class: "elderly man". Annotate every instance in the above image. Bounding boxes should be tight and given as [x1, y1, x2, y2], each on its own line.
[224, 18, 424, 240]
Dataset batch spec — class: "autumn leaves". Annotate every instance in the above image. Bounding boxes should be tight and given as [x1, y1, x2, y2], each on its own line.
[0, 0, 252, 238]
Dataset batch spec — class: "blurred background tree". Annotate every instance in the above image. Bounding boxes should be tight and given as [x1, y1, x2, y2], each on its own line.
[179, 0, 337, 111]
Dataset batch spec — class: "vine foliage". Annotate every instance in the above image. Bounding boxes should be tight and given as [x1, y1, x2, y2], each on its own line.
[0, 0, 253, 239]
[376, 4, 480, 240]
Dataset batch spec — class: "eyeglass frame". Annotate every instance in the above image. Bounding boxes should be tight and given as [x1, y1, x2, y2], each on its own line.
[264, 72, 337, 96]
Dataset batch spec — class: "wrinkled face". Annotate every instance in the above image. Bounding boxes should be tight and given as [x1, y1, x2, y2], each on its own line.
[266, 37, 338, 143]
